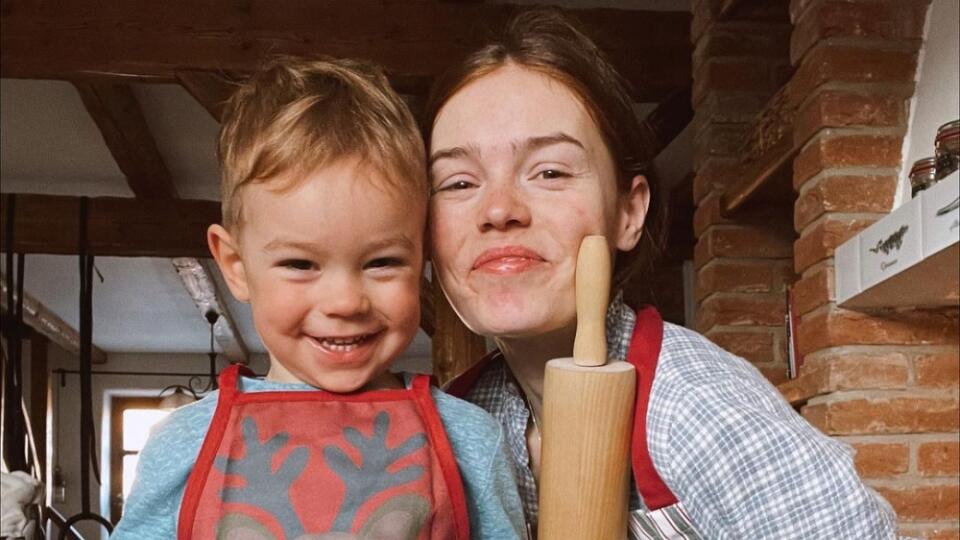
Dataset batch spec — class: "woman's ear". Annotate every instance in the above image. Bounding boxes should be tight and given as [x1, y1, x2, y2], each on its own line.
[615, 174, 651, 251]
[207, 224, 250, 302]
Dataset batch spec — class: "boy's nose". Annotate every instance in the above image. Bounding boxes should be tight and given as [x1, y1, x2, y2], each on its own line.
[317, 274, 371, 318]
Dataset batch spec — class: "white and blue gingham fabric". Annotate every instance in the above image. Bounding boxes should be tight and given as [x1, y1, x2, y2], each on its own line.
[465, 294, 908, 539]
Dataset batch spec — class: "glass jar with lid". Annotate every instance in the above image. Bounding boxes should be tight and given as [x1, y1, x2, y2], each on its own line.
[935, 119, 960, 178]
[910, 157, 938, 197]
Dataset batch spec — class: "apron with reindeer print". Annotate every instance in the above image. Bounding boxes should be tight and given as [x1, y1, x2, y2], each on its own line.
[177, 365, 470, 540]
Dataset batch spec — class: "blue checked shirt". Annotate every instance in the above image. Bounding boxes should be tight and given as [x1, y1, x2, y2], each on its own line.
[464, 295, 906, 539]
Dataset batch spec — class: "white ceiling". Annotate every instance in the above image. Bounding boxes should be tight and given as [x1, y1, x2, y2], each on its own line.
[0, 0, 691, 363]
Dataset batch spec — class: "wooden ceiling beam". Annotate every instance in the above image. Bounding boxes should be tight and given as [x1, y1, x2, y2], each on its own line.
[1, 1, 691, 102]
[72, 83, 248, 362]
[0, 193, 217, 257]
[175, 70, 240, 123]
[1, 274, 107, 364]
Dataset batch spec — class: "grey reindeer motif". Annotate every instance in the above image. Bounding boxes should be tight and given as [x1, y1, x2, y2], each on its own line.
[212, 413, 431, 540]
[323, 411, 428, 532]
[215, 417, 310, 539]
[869, 225, 909, 255]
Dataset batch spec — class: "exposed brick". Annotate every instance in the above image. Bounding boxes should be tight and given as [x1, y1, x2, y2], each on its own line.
[793, 133, 903, 189]
[694, 225, 795, 268]
[805, 351, 910, 391]
[693, 26, 791, 70]
[693, 123, 747, 169]
[794, 174, 897, 230]
[793, 90, 908, 148]
[915, 352, 960, 389]
[693, 194, 790, 238]
[792, 265, 833, 315]
[792, 0, 928, 64]
[693, 157, 739, 204]
[706, 329, 776, 363]
[759, 365, 790, 385]
[790, 43, 918, 100]
[693, 58, 774, 107]
[875, 485, 960, 522]
[692, 93, 770, 137]
[696, 293, 786, 331]
[919, 441, 960, 477]
[851, 442, 909, 478]
[697, 260, 792, 301]
[900, 528, 960, 540]
[797, 308, 960, 357]
[804, 397, 959, 435]
[794, 217, 874, 273]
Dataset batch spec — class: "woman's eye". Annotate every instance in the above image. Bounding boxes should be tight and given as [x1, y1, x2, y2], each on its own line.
[366, 257, 404, 269]
[535, 169, 570, 180]
[433, 178, 476, 194]
[279, 259, 314, 271]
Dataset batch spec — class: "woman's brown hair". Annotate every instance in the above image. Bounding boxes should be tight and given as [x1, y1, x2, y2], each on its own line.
[424, 7, 666, 293]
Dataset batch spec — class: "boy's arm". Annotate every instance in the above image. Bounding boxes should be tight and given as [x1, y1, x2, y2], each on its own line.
[654, 368, 900, 539]
[469, 426, 527, 539]
[432, 389, 526, 540]
[111, 401, 212, 539]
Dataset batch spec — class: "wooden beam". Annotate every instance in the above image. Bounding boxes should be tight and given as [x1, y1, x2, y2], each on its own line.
[73, 83, 249, 363]
[0, 274, 107, 364]
[73, 82, 179, 198]
[0, 193, 217, 257]
[1, 1, 691, 102]
[639, 87, 693, 160]
[175, 70, 239, 123]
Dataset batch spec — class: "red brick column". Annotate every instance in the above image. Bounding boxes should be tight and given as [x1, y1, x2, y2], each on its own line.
[788, 0, 960, 537]
[691, 0, 796, 384]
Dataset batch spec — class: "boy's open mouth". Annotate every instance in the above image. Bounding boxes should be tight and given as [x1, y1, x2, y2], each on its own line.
[310, 331, 380, 353]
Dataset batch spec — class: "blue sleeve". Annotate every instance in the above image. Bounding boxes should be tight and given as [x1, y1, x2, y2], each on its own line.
[110, 396, 216, 540]
[433, 388, 526, 539]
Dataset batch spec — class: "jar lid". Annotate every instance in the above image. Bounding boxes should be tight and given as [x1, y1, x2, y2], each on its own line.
[910, 156, 938, 176]
[936, 119, 960, 141]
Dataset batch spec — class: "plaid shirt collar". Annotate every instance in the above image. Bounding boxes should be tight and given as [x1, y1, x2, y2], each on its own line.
[465, 293, 637, 528]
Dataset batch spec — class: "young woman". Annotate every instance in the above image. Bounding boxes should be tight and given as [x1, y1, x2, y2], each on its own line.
[425, 8, 903, 539]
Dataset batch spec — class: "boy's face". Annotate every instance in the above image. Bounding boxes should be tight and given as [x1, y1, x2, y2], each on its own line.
[209, 157, 425, 392]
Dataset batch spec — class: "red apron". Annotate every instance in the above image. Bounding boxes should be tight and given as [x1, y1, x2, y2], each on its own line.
[177, 365, 471, 540]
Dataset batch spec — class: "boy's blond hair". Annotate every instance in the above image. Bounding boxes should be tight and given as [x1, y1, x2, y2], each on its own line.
[218, 56, 426, 230]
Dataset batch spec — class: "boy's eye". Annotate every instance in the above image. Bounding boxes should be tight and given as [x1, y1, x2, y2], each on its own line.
[279, 259, 314, 271]
[365, 257, 405, 269]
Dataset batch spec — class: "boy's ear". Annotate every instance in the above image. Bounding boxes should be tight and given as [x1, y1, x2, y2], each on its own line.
[207, 224, 250, 302]
[615, 174, 651, 252]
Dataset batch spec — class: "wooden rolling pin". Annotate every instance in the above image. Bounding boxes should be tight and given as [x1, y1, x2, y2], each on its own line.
[538, 235, 637, 540]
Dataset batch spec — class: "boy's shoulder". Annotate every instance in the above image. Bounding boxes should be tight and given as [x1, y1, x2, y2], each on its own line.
[430, 386, 504, 452]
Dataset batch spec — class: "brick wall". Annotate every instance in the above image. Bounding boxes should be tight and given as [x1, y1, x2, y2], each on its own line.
[691, 0, 960, 537]
[691, 0, 796, 384]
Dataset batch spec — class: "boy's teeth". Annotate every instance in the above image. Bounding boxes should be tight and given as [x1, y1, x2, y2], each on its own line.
[319, 334, 369, 350]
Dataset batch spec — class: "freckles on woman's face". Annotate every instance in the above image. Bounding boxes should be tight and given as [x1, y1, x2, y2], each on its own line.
[428, 65, 623, 339]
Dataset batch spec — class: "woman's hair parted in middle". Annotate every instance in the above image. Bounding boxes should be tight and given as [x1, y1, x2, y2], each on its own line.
[423, 8, 666, 292]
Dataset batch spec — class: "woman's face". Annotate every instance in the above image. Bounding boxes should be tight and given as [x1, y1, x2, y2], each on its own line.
[429, 65, 648, 339]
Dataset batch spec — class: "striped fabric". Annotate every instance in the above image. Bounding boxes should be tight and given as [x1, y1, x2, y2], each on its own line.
[630, 503, 701, 540]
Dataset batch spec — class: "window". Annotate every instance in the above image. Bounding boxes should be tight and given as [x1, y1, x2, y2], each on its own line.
[109, 397, 169, 523]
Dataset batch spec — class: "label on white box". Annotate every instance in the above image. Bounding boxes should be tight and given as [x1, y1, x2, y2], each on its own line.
[859, 197, 923, 291]
[920, 171, 960, 257]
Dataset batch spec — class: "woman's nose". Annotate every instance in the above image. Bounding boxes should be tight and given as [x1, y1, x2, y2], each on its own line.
[478, 182, 532, 232]
[317, 273, 371, 318]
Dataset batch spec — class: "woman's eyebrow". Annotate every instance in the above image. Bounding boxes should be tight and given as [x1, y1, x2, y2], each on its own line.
[429, 145, 478, 167]
[514, 132, 585, 156]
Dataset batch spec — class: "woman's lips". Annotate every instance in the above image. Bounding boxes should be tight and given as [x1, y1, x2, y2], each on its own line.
[472, 246, 546, 274]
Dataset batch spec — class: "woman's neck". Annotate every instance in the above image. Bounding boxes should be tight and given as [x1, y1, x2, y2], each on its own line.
[497, 323, 577, 425]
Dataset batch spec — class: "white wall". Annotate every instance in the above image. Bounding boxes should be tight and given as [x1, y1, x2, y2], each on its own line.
[899, 0, 960, 205]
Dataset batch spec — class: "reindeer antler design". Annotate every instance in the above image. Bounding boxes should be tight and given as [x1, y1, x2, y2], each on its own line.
[215, 417, 309, 539]
[324, 411, 427, 532]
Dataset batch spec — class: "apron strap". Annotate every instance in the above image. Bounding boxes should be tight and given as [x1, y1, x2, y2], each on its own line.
[410, 374, 471, 540]
[178, 364, 246, 539]
[627, 306, 679, 510]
